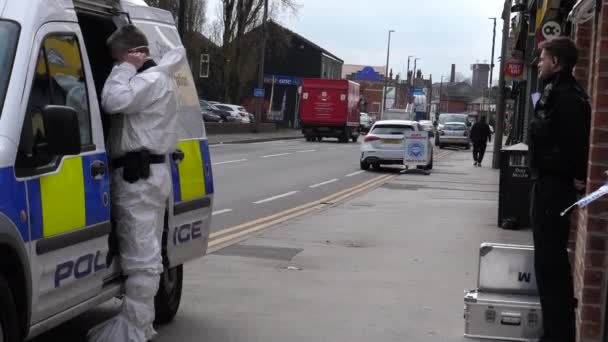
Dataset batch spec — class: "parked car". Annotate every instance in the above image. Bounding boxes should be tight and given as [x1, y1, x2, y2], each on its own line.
[202, 111, 222, 122]
[213, 103, 251, 123]
[200, 100, 237, 122]
[434, 113, 469, 145]
[360, 112, 372, 133]
[360, 120, 433, 170]
[437, 121, 471, 149]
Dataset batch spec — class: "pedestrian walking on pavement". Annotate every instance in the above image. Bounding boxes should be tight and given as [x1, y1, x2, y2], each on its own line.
[87, 24, 185, 342]
[529, 37, 591, 342]
[470, 116, 492, 167]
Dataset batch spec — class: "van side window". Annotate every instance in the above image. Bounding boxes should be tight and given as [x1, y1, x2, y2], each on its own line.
[16, 34, 92, 174]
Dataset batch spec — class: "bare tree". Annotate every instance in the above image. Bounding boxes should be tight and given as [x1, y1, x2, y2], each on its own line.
[218, 0, 298, 103]
[144, 0, 207, 34]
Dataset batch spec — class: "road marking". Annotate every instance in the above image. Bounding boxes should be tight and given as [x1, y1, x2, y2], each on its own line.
[296, 149, 317, 153]
[261, 153, 293, 158]
[208, 174, 395, 253]
[309, 178, 339, 188]
[345, 171, 366, 177]
[213, 159, 247, 166]
[254, 191, 299, 204]
[212, 209, 233, 216]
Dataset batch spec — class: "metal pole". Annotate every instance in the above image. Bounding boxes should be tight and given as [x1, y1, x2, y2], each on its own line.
[492, 0, 510, 169]
[178, 0, 187, 41]
[439, 76, 444, 114]
[382, 30, 395, 119]
[489, 17, 497, 92]
[254, 0, 269, 133]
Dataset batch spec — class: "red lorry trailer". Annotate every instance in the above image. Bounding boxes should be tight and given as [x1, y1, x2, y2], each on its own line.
[299, 79, 361, 143]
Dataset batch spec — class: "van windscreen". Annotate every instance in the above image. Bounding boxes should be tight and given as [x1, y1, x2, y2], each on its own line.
[0, 21, 19, 118]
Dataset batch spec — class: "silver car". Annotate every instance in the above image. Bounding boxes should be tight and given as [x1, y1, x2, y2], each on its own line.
[437, 121, 471, 149]
[360, 120, 433, 170]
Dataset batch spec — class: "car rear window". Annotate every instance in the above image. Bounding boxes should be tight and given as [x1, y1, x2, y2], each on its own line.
[371, 125, 413, 135]
[444, 124, 465, 131]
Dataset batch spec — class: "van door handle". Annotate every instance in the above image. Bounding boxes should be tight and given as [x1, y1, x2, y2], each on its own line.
[90, 161, 106, 180]
[172, 149, 185, 164]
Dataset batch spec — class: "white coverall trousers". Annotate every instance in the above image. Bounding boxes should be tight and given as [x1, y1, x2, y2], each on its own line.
[88, 164, 171, 342]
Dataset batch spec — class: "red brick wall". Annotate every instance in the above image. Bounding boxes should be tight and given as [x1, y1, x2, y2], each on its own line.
[573, 5, 608, 341]
[439, 99, 468, 113]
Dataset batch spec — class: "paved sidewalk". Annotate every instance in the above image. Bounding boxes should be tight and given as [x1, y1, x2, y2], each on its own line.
[157, 148, 533, 342]
[207, 129, 302, 145]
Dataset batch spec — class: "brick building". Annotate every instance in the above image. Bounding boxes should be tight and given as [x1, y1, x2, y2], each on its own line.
[438, 82, 475, 114]
[509, 0, 608, 340]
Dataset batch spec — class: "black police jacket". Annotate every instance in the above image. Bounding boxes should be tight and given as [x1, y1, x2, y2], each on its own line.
[528, 71, 591, 181]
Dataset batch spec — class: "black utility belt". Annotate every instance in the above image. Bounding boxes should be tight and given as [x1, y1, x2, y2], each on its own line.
[112, 150, 166, 183]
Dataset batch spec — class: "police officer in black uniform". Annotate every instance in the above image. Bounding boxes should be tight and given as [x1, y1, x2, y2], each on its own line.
[529, 37, 591, 342]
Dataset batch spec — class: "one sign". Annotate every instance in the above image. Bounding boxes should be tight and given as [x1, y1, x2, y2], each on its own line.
[263, 74, 302, 86]
[254, 88, 265, 98]
[403, 131, 429, 166]
[505, 59, 525, 81]
[541, 20, 562, 40]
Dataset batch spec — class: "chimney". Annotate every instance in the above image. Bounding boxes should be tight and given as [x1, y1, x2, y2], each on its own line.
[450, 64, 456, 83]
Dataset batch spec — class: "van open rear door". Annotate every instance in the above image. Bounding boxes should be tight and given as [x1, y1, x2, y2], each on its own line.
[73, 0, 121, 15]
[124, 2, 213, 268]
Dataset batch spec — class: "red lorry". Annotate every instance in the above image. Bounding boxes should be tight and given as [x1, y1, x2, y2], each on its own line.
[299, 79, 361, 143]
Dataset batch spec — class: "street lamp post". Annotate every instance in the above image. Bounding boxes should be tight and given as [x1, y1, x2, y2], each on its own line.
[382, 30, 395, 119]
[489, 17, 497, 94]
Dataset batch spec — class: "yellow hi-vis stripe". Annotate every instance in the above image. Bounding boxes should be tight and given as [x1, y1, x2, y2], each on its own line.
[40, 157, 86, 237]
[177, 140, 206, 201]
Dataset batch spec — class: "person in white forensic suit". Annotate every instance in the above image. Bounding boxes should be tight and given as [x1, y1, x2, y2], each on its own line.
[87, 24, 185, 342]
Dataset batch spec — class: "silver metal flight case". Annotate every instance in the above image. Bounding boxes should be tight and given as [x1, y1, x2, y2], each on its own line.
[464, 243, 542, 341]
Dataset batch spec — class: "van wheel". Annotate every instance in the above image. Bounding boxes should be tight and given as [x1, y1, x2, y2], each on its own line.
[0, 276, 19, 342]
[154, 265, 183, 325]
[360, 161, 370, 170]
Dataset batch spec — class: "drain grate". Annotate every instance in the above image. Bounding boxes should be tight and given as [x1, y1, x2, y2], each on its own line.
[213, 244, 303, 261]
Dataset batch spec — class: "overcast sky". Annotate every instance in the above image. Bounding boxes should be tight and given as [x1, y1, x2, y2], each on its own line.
[206, 0, 506, 82]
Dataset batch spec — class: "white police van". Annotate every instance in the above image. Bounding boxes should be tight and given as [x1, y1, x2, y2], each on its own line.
[0, 1, 214, 340]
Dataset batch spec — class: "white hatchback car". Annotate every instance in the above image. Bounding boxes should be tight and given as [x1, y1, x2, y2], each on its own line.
[360, 120, 433, 170]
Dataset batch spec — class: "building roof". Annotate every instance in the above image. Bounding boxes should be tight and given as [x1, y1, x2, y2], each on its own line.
[443, 82, 475, 100]
[469, 96, 493, 104]
[250, 20, 343, 63]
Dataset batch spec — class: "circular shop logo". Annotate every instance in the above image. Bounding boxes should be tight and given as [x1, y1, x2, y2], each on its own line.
[408, 142, 425, 158]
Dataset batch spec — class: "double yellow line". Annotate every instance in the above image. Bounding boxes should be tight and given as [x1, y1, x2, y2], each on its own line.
[207, 173, 396, 253]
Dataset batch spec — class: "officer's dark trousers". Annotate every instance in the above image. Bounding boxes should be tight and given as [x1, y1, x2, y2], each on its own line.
[531, 177, 577, 342]
[473, 142, 486, 163]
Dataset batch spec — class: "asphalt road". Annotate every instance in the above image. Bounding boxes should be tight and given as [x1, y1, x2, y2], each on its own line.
[31, 137, 456, 341]
[209, 138, 384, 233]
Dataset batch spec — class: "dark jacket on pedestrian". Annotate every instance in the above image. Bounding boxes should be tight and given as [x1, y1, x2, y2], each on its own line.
[528, 71, 591, 181]
[470, 121, 492, 145]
